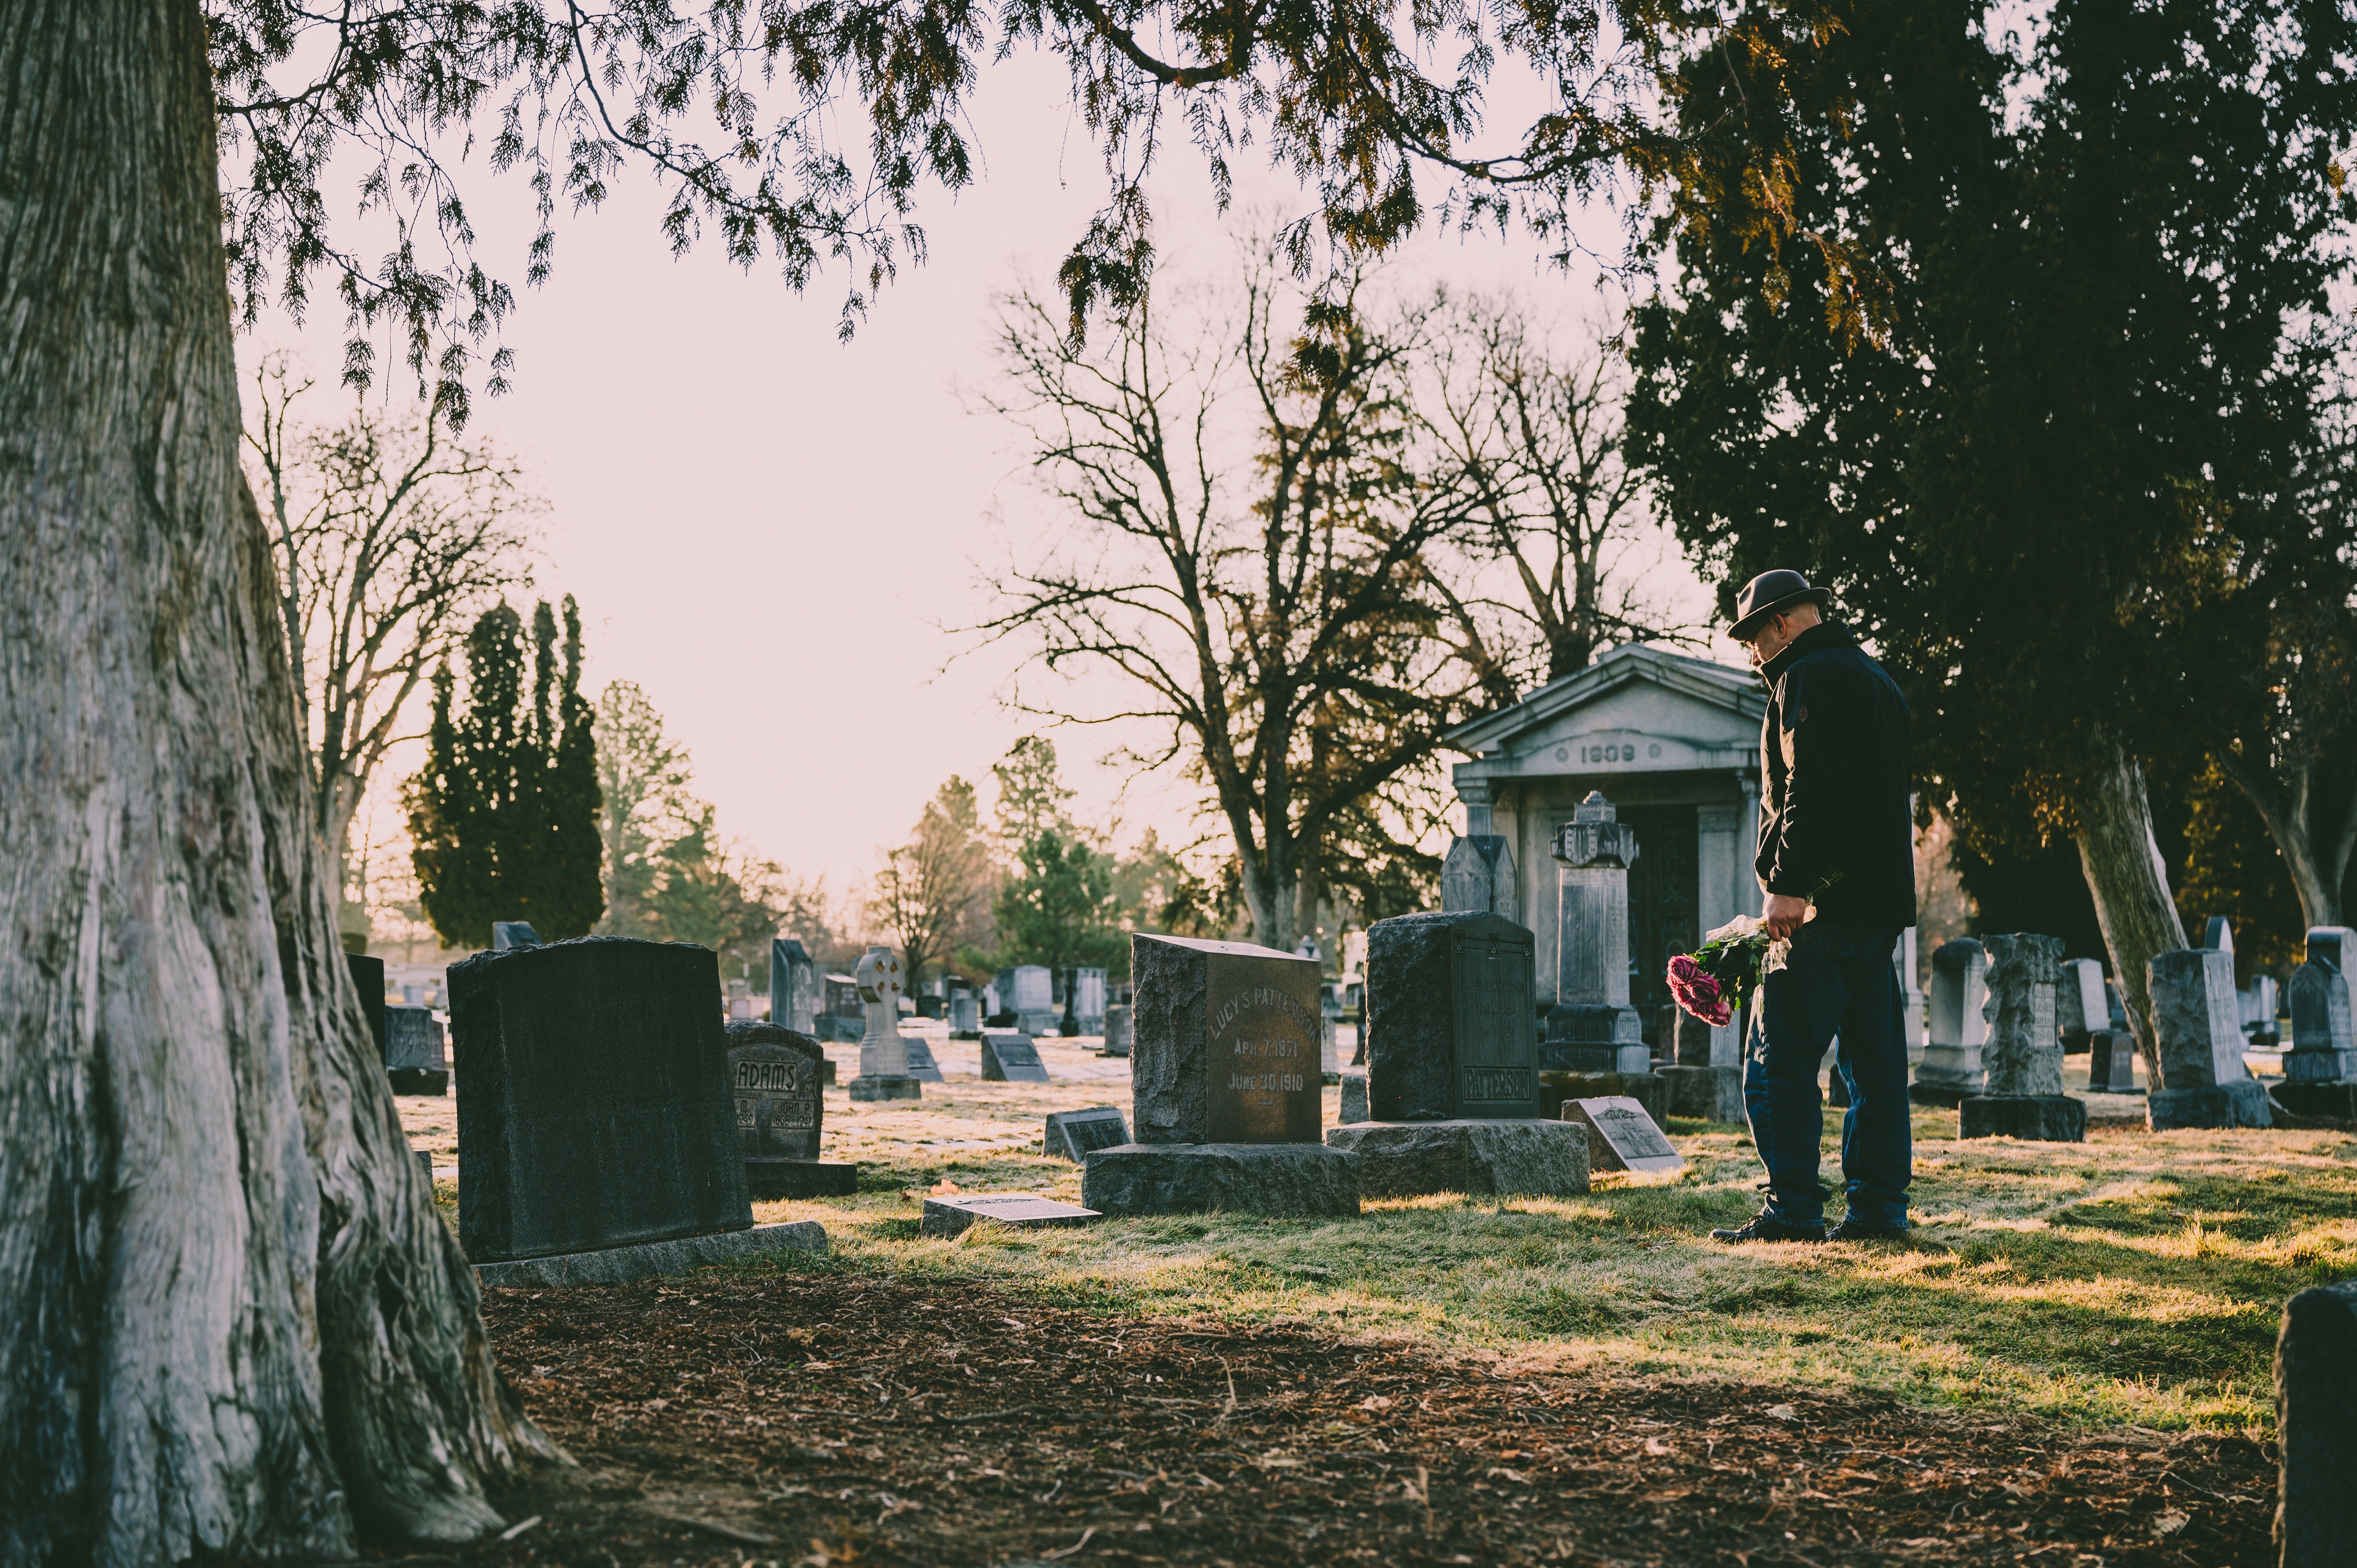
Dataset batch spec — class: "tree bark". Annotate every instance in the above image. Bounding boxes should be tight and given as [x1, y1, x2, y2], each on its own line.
[2071, 740, 2189, 1085]
[0, 2, 558, 1559]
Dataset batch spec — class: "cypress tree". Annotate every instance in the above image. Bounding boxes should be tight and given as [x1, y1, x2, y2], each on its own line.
[530, 596, 605, 936]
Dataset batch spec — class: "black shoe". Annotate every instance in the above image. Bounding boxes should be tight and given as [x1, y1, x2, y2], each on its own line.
[1709, 1211, 1826, 1244]
[1828, 1215, 1911, 1242]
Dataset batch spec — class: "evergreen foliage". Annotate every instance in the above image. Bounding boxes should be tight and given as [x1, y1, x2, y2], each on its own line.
[996, 828, 1126, 978]
[406, 596, 603, 947]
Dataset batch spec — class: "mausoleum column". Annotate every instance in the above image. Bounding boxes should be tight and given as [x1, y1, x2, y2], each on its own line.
[1735, 772, 1762, 918]
[1459, 776, 1495, 836]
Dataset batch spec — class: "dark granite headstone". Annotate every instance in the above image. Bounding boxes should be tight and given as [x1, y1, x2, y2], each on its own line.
[2276, 1279, 2357, 1564]
[1130, 933, 1322, 1144]
[1099, 1003, 1133, 1058]
[769, 937, 818, 1033]
[919, 1193, 1103, 1237]
[1364, 911, 1540, 1122]
[725, 1021, 857, 1199]
[491, 921, 541, 950]
[450, 936, 751, 1263]
[1559, 1096, 1684, 1174]
[2087, 1029, 2141, 1094]
[981, 1032, 1051, 1083]
[346, 952, 387, 1064]
[385, 1005, 449, 1095]
[1044, 1105, 1131, 1160]
[817, 973, 864, 1042]
[903, 1035, 946, 1082]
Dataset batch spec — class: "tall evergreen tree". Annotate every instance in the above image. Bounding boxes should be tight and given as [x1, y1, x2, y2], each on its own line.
[406, 597, 603, 948]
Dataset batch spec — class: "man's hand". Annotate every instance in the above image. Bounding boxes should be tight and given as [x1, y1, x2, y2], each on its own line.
[1762, 893, 1811, 941]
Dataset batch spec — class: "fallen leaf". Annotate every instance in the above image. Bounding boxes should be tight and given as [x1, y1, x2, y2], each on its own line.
[1765, 1404, 1800, 1423]
[2151, 1510, 2190, 1537]
[931, 1178, 962, 1195]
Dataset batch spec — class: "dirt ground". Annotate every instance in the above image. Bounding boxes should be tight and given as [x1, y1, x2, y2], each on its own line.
[357, 1266, 2275, 1568]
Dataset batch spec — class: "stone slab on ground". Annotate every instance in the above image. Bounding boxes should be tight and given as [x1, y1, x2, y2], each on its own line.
[1323, 1119, 1588, 1197]
[902, 1035, 946, 1083]
[2148, 1080, 2274, 1130]
[1081, 1142, 1360, 1217]
[919, 1194, 1103, 1238]
[982, 1032, 1053, 1083]
[2276, 1279, 2357, 1567]
[474, 1220, 827, 1289]
[744, 1160, 859, 1199]
[2273, 1082, 2357, 1121]
[1538, 1069, 1666, 1129]
[1559, 1096, 1684, 1174]
[1043, 1105, 1131, 1161]
[1661, 1063, 1742, 1123]
[1959, 1094, 2087, 1142]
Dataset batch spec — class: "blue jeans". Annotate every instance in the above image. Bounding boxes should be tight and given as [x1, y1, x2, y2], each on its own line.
[1744, 915, 1911, 1229]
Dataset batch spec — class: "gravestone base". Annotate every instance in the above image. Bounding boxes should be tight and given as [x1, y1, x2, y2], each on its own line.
[2147, 1080, 2274, 1130]
[2276, 1280, 2357, 1568]
[388, 1067, 449, 1096]
[1661, 1064, 1743, 1124]
[474, 1220, 828, 1289]
[1081, 1143, 1360, 1218]
[1538, 1069, 1666, 1129]
[2270, 1081, 2357, 1121]
[744, 1159, 859, 1200]
[1323, 1119, 1588, 1198]
[1907, 1077, 1977, 1107]
[1959, 1094, 2087, 1142]
[921, 1194, 1103, 1238]
[1338, 1074, 1368, 1125]
[847, 1075, 923, 1102]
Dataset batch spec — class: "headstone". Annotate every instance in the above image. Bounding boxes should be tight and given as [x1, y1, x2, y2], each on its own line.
[2242, 975, 2280, 1047]
[1542, 793, 1648, 1075]
[1327, 1119, 1588, 1197]
[1338, 1072, 1368, 1124]
[1363, 911, 1540, 1121]
[1559, 1097, 1684, 1174]
[1072, 968, 1108, 1034]
[726, 1021, 856, 1199]
[1320, 984, 1343, 1077]
[1088, 933, 1356, 1213]
[949, 986, 982, 1039]
[450, 936, 751, 1263]
[1005, 965, 1058, 1037]
[726, 977, 761, 1021]
[385, 1005, 450, 1095]
[818, 973, 865, 1042]
[919, 1193, 1104, 1238]
[2087, 1030, 2140, 1093]
[2145, 948, 2273, 1128]
[2060, 959, 2106, 1055]
[981, 1031, 1051, 1083]
[770, 937, 819, 1034]
[1911, 939, 1989, 1105]
[2275, 1279, 2357, 1565]
[1440, 834, 1519, 923]
[417, 1149, 436, 1188]
[2203, 915, 2233, 954]
[1663, 1007, 1742, 1121]
[347, 952, 388, 1071]
[1098, 1003, 1133, 1058]
[1894, 928, 1925, 1057]
[1043, 1105, 1130, 1160]
[402, 983, 425, 1006]
[491, 921, 541, 951]
[848, 946, 922, 1102]
[2276, 925, 2357, 1119]
[1959, 933, 2085, 1142]
[901, 1034, 945, 1083]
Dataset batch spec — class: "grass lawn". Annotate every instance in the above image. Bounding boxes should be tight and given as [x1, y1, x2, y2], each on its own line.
[419, 1031, 2355, 1437]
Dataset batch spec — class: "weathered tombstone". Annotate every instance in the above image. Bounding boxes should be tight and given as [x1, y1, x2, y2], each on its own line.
[1073, 968, 1108, 1034]
[450, 936, 829, 1276]
[347, 952, 388, 1072]
[818, 973, 865, 1042]
[1098, 1003, 1133, 1057]
[1542, 793, 1648, 1075]
[1338, 1073, 1368, 1125]
[2274, 1279, 2357, 1566]
[1959, 933, 2085, 1142]
[491, 921, 541, 951]
[919, 1193, 1103, 1238]
[2276, 925, 2357, 1119]
[1006, 965, 1058, 1037]
[2145, 948, 2273, 1128]
[1440, 834, 1519, 923]
[769, 937, 819, 1034]
[848, 946, 922, 1102]
[1082, 933, 1359, 1217]
[949, 985, 982, 1040]
[1328, 911, 1587, 1196]
[416, 1149, 436, 1188]
[385, 1005, 450, 1095]
[1894, 928, 1926, 1057]
[1663, 1006, 1743, 1122]
[901, 1034, 945, 1083]
[1044, 1105, 1131, 1160]
[1320, 984, 1343, 1077]
[1911, 939, 1989, 1105]
[1559, 1097, 1684, 1174]
[981, 1031, 1052, 1083]
[726, 1021, 856, 1198]
[2243, 975, 2280, 1047]
[2203, 915, 2233, 954]
[2060, 959, 2106, 1056]
[2087, 1030, 2141, 1093]
[726, 977, 760, 1021]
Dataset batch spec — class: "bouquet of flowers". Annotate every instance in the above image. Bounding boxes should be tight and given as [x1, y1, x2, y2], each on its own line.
[1665, 872, 1842, 1026]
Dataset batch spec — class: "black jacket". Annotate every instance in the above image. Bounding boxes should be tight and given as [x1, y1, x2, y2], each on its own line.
[1756, 622, 1916, 932]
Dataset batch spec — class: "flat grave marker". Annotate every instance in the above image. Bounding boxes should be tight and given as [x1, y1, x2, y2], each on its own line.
[919, 1194, 1103, 1238]
[1560, 1095, 1684, 1174]
[981, 1031, 1051, 1083]
[1044, 1105, 1130, 1161]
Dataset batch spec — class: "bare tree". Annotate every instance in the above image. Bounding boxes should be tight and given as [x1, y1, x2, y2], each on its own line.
[244, 356, 539, 940]
[869, 777, 993, 989]
[979, 246, 1493, 951]
[1420, 297, 1693, 687]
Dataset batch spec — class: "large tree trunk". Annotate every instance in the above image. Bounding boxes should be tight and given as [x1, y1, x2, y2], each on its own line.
[0, 3, 558, 1559]
[2072, 740, 2189, 1086]
[2218, 753, 2351, 933]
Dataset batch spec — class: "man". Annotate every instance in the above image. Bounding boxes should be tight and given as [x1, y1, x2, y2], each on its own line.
[1711, 570, 1917, 1245]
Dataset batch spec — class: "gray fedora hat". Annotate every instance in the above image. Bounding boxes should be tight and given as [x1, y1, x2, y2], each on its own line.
[1727, 569, 1834, 641]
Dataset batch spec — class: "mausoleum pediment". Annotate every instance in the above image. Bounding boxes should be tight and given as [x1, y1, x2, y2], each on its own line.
[1447, 644, 1764, 778]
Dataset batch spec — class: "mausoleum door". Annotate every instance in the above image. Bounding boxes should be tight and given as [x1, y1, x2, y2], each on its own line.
[1622, 805, 1700, 1046]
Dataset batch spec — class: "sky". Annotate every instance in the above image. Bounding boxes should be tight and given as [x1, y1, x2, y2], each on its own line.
[242, 47, 1734, 902]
